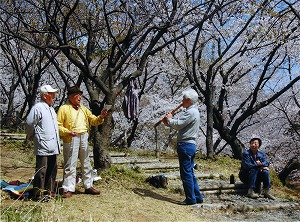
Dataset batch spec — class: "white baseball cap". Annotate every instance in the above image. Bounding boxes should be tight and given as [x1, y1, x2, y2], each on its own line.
[40, 85, 58, 94]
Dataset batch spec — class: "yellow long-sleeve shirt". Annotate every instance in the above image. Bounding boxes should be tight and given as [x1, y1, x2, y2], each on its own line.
[57, 101, 104, 143]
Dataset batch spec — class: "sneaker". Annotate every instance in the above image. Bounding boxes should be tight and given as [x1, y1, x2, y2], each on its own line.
[62, 191, 73, 198]
[85, 187, 100, 195]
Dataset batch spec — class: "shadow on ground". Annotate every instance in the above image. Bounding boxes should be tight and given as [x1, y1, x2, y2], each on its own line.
[132, 188, 180, 205]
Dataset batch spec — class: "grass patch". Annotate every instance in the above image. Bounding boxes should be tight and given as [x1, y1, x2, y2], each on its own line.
[99, 165, 146, 186]
[195, 155, 241, 179]
[1, 139, 299, 221]
[109, 147, 161, 157]
[1, 204, 42, 222]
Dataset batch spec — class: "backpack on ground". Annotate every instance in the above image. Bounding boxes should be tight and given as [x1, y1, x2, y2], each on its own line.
[146, 174, 168, 188]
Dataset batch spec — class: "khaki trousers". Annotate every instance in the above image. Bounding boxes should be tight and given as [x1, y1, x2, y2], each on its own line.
[62, 133, 93, 192]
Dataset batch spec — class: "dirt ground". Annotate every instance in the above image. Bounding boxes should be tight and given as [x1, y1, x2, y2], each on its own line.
[1, 140, 300, 222]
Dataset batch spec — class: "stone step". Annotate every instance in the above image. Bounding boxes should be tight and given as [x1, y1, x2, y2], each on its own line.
[194, 201, 300, 212]
[156, 171, 222, 179]
[168, 181, 248, 192]
[111, 156, 160, 164]
[162, 174, 246, 189]
[135, 163, 179, 170]
[110, 152, 128, 157]
[0, 133, 26, 140]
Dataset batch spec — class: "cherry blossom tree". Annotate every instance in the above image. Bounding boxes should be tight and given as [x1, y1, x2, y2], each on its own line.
[161, 0, 300, 159]
[0, 0, 223, 168]
[1, 0, 299, 173]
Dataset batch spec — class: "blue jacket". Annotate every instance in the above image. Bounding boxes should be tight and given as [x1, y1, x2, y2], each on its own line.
[240, 149, 269, 173]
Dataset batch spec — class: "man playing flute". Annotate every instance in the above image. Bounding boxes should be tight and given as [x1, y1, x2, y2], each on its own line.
[163, 88, 203, 205]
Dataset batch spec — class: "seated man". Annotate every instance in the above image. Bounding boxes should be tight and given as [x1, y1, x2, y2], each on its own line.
[239, 138, 275, 199]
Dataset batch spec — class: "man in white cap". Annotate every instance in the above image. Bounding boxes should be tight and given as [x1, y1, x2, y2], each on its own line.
[26, 84, 61, 201]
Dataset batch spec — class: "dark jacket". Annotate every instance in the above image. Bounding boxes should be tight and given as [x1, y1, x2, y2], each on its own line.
[239, 149, 269, 174]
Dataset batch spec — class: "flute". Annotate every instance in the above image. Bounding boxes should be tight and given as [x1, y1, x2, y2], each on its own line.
[154, 103, 183, 127]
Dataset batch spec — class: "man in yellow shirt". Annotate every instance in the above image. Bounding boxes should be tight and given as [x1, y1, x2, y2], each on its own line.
[57, 86, 108, 198]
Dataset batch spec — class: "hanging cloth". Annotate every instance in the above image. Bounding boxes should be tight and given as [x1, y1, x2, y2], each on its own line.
[122, 77, 139, 121]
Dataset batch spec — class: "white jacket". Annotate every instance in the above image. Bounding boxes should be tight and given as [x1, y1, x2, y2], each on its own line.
[26, 101, 60, 156]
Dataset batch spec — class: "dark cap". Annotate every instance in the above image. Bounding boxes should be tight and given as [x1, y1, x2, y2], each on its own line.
[67, 86, 83, 95]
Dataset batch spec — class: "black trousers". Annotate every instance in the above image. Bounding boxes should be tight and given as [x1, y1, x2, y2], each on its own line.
[33, 155, 57, 197]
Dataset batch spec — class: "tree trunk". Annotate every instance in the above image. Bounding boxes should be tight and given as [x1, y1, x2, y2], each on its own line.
[206, 86, 215, 159]
[228, 138, 244, 159]
[89, 96, 114, 170]
[213, 107, 244, 159]
[92, 129, 112, 170]
[1, 79, 19, 128]
[215, 126, 244, 159]
[278, 157, 300, 185]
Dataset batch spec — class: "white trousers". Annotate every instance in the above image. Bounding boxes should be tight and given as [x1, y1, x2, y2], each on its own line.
[62, 133, 93, 192]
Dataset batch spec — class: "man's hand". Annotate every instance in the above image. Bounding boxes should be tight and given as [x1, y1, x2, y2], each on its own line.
[256, 160, 262, 166]
[162, 117, 168, 126]
[165, 112, 173, 119]
[162, 112, 173, 126]
[70, 131, 78, 137]
[100, 109, 108, 118]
